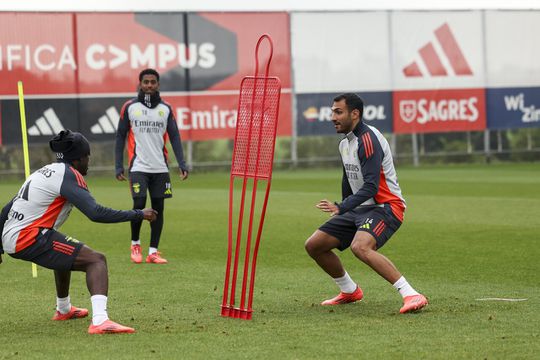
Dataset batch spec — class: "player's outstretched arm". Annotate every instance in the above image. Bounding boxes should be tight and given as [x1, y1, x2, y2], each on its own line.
[60, 167, 144, 223]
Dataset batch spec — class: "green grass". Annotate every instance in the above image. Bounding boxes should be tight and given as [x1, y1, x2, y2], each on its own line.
[0, 163, 539, 359]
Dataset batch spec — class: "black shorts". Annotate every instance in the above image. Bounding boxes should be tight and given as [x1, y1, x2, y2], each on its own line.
[10, 229, 84, 271]
[319, 204, 402, 250]
[129, 172, 172, 199]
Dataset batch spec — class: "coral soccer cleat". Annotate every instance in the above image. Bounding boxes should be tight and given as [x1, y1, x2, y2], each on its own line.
[52, 306, 89, 321]
[400, 294, 428, 314]
[88, 320, 135, 334]
[321, 286, 363, 305]
[146, 252, 168, 264]
[131, 244, 142, 263]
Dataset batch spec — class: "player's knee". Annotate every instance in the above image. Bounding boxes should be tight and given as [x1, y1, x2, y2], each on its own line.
[304, 237, 318, 256]
[305, 235, 326, 256]
[350, 240, 373, 259]
[90, 250, 107, 266]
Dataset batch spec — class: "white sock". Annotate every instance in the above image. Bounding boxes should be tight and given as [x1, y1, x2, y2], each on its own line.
[392, 276, 419, 298]
[91, 295, 109, 326]
[334, 272, 357, 293]
[131, 240, 141, 246]
[56, 296, 71, 314]
[149, 247, 158, 255]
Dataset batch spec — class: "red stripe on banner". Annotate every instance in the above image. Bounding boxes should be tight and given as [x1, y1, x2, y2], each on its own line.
[403, 61, 422, 77]
[419, 43, 447, 76]
[435, 23, 473, 76]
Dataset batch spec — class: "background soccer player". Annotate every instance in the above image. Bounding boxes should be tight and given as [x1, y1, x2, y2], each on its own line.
[115, 68, 189, 264]
[304, 93, 428, 313]
[0, 130, 157, 334]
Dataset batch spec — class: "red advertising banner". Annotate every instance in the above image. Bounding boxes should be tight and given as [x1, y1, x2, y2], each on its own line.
[393, 88, 486, 134]
[167, 93, 291, 141]
[0, 13, 76, 95]
[0, 12, 291, 144]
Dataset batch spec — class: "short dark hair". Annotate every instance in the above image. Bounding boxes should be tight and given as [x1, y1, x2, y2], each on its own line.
[333, 93, 364, 119]
[139, 68, 160, 82]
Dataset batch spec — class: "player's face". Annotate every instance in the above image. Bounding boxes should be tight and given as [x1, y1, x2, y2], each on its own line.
[331, 99, 359, 134]
[139, 74, 159, 95]
[76, 155, 90, 176]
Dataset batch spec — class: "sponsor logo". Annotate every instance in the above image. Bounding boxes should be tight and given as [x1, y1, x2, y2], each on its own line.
[344, 163, 360, 180]
[400, 101, 417, 123]
[399, 98, 479, 124]
[85, 42, 217, 70]
[164, 182, 172, 195]
[303, 107, 321, 122]
[403, 23, 473, 78]
[0, 44, 76, 71]
[90, 106, 120, 134]
[28, 108, 65, 136]
[176, 106, 238, 131]
[302, 105, 386, 122]
[360, 218, 374, 229]
[8, 208, 25, 221]
[503, 93, 540, 123]
[65, 236, 80, 243]
[0, 42, 217, 71]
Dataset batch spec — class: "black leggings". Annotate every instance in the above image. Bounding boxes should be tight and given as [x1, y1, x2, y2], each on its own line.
[131, 197, 165, 249]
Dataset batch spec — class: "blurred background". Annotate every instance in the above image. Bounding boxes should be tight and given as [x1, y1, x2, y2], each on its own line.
[1, 0, 539, 176]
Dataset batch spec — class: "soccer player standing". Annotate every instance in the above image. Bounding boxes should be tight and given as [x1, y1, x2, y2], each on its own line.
[305, 93, 428, 313]
[115, 68, 189, 264]
[0, 130, 157, 334]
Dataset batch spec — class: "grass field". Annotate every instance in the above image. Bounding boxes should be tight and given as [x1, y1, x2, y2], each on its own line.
[0, 163, 539, 359]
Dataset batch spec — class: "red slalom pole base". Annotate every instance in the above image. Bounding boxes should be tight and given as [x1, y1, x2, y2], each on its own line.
[221, 305, 253, 320]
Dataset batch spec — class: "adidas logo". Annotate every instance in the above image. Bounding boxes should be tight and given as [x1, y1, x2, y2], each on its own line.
[28, 108, 65, 136]
[403, 23, 472, 78]
[90, 106, 120, 134]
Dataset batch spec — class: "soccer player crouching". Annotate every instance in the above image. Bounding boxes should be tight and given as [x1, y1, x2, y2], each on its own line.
[305, 93, 428, 314]
[0, 130, 157, 334]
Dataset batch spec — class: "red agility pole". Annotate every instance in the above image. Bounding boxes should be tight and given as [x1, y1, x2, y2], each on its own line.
[221, 34, 281, 320]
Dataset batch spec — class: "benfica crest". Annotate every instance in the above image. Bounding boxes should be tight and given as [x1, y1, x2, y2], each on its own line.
[400, 100, 417, 123]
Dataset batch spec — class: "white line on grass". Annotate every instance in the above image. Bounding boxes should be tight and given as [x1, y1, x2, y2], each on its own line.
[475, 298, 528, 302]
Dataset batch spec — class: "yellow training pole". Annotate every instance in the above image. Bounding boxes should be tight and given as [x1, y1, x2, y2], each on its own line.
[17, 81, 38, 278]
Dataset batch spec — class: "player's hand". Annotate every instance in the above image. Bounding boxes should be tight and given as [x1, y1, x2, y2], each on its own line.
[116, 169, 127, 181]
[142, 208, 158, 222]
[179, 168, 189, 181]
[316, 199, 339, 216]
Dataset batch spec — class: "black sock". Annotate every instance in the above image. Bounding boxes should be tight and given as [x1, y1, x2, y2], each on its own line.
[150, 197, 164, 249]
